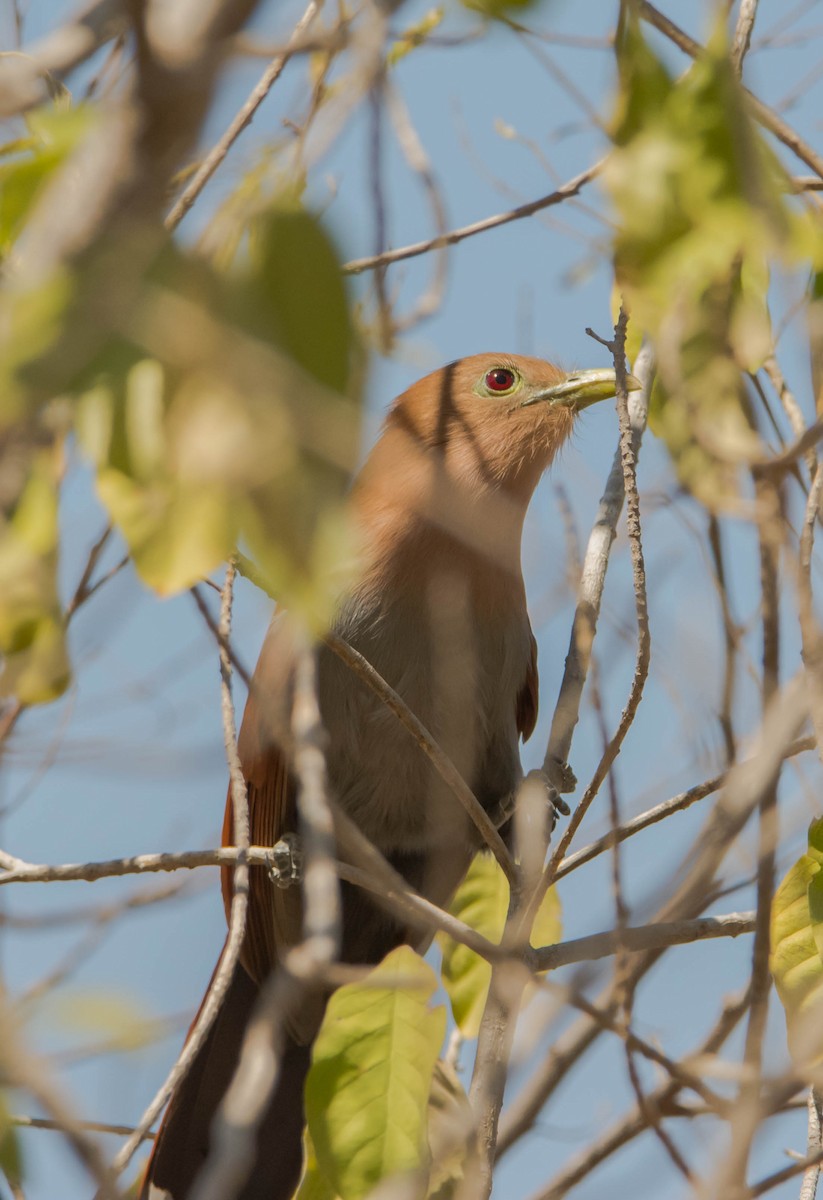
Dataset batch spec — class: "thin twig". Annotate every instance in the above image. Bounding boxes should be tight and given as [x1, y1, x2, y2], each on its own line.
[533, 911, 755, 971]
[554, 735, 815, 881]
[0, 0, 128, 116]
[0, 997, 124, 1199]
[112, 562, 251, 1177]
[731, 0, 759, 74]
[384, 77, 449, 330]
[800, 1087, 823, 1200]
[750, 1144, 823, 1197]
[165, 0, 320, 232]
[12, 1115, 154, 1140]
[526, 329, 654, 932]
[798, 463, 823, 757]
[63, 525, 112, 619]
[190, 640, 339, 1200]
[539, 335, 655, 796]
[639, 0, 823, 180]
[517, 988, 751, 1195]
[342, 159, 603, 275]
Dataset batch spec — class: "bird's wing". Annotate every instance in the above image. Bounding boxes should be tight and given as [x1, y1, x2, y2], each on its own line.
[516, 626, 539, 742]
[221, 621, 303, 987]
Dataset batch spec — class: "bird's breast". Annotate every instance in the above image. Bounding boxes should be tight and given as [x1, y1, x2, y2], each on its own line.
[318, 569, 531, 856]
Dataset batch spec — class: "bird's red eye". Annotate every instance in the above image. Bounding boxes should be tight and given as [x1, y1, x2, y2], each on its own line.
[485, 368, 516, 393]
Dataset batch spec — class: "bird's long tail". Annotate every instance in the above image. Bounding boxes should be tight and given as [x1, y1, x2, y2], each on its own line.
[142, 954, 310, 1200]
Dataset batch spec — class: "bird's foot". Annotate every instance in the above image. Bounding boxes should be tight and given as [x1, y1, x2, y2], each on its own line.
[549, 756, 578, 794]
[522, 765, 573, 831]
[266, 833, 303, 889]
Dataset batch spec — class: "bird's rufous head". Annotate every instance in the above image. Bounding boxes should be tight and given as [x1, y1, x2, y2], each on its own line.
[354, 352, 638, 576]
[382, 352, 634, 499]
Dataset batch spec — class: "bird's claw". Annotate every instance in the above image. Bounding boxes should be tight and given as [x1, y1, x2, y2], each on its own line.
[266, 833, 303, 889]
[523, 767, 572, 831]
[550, 757, 577, 794]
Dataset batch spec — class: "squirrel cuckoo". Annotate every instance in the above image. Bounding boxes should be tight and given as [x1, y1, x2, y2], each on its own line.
[143, 353, 629, 1200]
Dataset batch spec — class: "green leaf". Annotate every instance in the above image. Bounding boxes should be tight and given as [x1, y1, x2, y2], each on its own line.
[52, 989, 157, 1051]
[438, 854, 561, 1038]
[0, 445, 70, 704]
[771, 818, 823, 1065]
[305, 946, 446, 1200]
[388, 8, 444, 66]
[0, 105, 94, 259]
[0, 1095, 23, 1189]
[461, 0, 541, 18]
[604, 15, 793, 507]
[294, 1129, 341, 1200]
[732, 253, 772, 374]
[80, 360, 236, 595]
[69, 204, 362, 617]
[246, 206, 354, 394]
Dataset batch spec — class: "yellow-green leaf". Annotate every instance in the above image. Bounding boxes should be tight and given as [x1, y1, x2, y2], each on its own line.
[771, 817, 823, 1065]
[388, 8, 444, 66]
[0, 105, 94, 258]
[247, 206, 355, 395]
[305, 946, 446, 1200]
[604, 15, 793, 508]
[438, 854, 561, 1038]
[97, 469, 233, 596]
[294, 1128, 341, 1200]
[461, 0, 541, 19]
[53, 990, 157, 1051]
[0, 1095, 23, 1189]
[0, 445, 69, 704]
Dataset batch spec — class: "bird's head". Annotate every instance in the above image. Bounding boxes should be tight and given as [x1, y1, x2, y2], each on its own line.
[384, 352, 636, 499]
[355, 352, 639, 574]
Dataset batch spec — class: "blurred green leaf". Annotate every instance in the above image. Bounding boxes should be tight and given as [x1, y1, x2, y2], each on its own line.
[439, 853, 561, 1038]
[461, 0, 540, 18]
[605, 16, 793, 505]
[78, 360, 236, 594]
[70, 203, 362, 614]
[306, 946, 446, 1200]
[53, 989, 157, 1050]
[771, 817, 823, 1065]
[245, 206, 354, 394]
[388, 8, 444, 66]
[0, 444, 69, 704]
[0, 105, 93, 259]
[0, 1095, 23, 1190]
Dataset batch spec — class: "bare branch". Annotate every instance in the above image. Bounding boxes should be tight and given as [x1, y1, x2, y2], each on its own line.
[189, 641, 334, 1199]
[12, 1115, 155, 1140]
[539, 335, 655, 796]
[533, 911, 755, 971]
[0, 0, 127, 116]
[0, 995, 125, 1198]
[165, 0, 320, 232]
[731, 0, 759, 74]
[554, 735, 815, 881]
[112, 562, 251, 1177]
[638, 0, 823, 180]
[342, 159, 603, 275]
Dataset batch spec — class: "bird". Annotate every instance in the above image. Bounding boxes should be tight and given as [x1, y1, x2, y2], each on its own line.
[142, 352, 629, 1200]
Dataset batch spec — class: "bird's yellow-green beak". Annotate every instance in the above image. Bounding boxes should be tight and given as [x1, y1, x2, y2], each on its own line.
[521, 367, 642, 411]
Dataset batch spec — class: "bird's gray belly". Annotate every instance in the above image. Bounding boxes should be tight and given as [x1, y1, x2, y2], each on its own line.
[318, 594, 529, 856]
